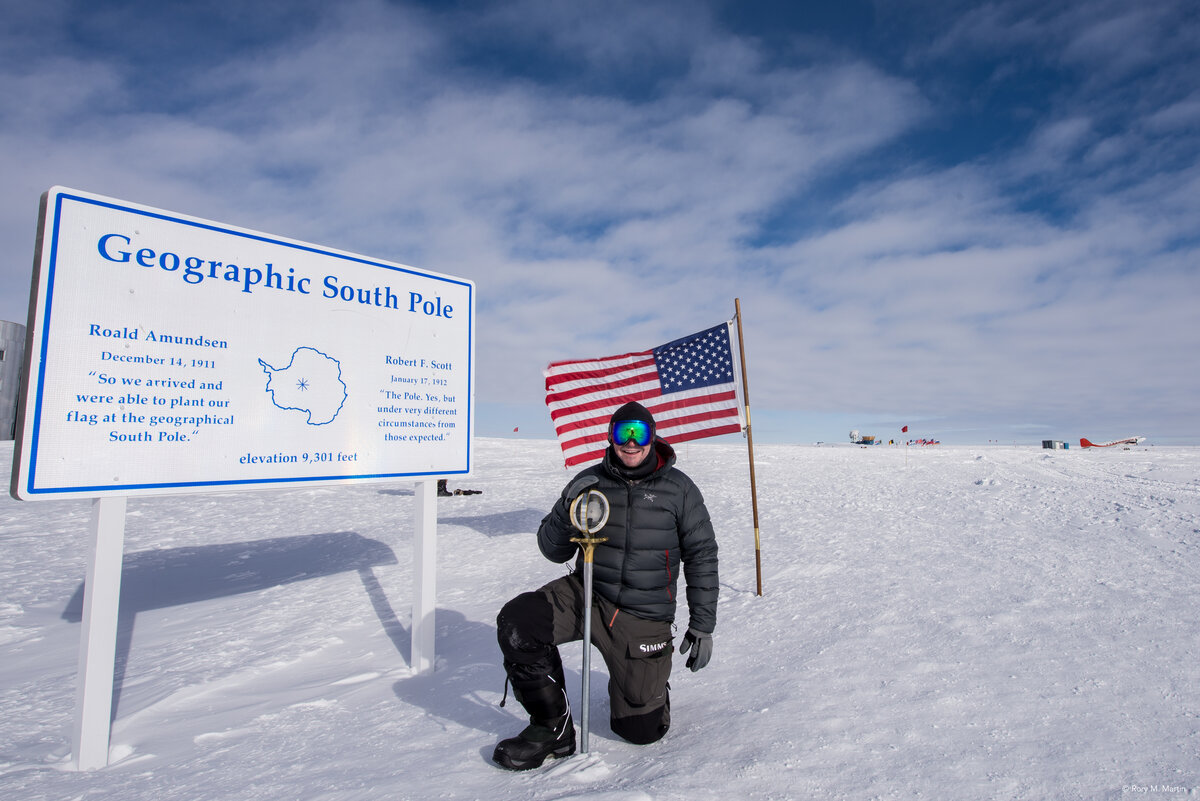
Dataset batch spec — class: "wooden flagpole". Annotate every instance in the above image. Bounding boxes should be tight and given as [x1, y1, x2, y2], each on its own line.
[733, 298, 763, 596]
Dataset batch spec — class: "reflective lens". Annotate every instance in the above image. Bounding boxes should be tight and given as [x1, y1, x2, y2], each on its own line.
[611, 419, 653, 447]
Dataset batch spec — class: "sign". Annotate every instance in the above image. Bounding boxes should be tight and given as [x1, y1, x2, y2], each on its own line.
[12, 187, 475, 499]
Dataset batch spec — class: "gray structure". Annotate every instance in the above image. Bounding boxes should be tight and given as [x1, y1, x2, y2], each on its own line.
[1, 320, 27, 440]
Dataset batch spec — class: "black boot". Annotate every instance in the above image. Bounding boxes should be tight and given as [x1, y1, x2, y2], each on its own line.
[493, 669, 575, 770]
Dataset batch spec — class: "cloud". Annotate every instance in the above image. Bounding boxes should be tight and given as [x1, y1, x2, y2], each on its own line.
[0, 0, 1196, 442]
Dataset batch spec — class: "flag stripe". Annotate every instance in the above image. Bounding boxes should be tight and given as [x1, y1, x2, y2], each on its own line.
[546, 372, 660, 409]
[552, 388, 740, 438]
[545, 322, 743, 467]
[548, 384, 663, 422]
[559, 420, 743, 467]
[667, 421, 743, 443]
[545, 357, 658, 406]
[553, 384, 733, 427]
[544, 352, 655, 384]
[558, 403, 739, 454]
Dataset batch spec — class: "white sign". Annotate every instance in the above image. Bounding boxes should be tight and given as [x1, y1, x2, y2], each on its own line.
[12, 187, 475, 499]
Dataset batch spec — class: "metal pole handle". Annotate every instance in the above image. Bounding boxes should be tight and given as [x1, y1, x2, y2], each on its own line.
[569, 489, 610, 537]
[568, 488, 608, 754]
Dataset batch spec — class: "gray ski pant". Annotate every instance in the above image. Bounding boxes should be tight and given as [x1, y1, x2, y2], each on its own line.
[497, 573, 673, 744]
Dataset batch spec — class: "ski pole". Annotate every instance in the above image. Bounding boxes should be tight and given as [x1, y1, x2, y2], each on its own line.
[568, 488, 609, 754]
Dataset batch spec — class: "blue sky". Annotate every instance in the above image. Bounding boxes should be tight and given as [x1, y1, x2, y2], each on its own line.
[2, 0, 1197, 445]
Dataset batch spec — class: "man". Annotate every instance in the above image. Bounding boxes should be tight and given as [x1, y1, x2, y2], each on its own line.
[493, 401, 718, 770]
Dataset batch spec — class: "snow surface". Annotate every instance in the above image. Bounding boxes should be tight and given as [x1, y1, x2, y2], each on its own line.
[1, 438, 1198, 800]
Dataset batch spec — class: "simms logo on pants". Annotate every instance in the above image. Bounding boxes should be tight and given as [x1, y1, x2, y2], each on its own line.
[639, 641, 669, 654]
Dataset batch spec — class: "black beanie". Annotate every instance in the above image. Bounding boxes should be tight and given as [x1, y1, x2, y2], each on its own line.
[609, 401, 656, 441]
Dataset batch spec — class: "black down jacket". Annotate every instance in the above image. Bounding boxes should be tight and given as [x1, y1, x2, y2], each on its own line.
[537, 439, 719, 634]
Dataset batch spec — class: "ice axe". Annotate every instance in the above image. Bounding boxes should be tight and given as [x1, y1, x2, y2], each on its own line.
[568, 488, 609, 754]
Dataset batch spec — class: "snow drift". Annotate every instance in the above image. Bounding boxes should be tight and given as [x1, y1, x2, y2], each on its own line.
[1, 439, 1197, 800]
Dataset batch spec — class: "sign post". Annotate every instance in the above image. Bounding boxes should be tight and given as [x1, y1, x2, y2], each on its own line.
[73, 497, 126, 770]
[412, 479, 437, 675]
[13, 187, 475, 767]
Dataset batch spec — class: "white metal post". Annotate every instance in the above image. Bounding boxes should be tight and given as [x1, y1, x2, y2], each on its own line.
[411, 480, 437, 674]
[73, 496, 127, 770]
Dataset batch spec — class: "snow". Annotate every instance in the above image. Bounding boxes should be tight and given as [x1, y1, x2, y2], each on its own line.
[1, 438, 1198, 800]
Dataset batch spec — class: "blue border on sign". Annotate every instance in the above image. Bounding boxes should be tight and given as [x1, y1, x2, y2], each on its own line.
[22, 189, 474, 497]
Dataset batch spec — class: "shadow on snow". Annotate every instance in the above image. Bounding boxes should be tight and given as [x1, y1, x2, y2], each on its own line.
[61, 531, 403, 721]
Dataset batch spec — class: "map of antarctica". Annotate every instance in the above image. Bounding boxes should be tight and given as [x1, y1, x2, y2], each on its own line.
[258, 347, 348, 425]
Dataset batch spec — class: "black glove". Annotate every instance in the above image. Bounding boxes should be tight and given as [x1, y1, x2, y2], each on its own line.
[566, 475, 598, 501]
[679, 628, 712, 672]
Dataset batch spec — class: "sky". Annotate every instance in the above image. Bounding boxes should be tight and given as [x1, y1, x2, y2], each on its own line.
[1, 0, 1197, 445]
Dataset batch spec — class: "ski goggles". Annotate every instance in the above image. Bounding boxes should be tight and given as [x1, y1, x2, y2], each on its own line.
[610, 419, 653, 447]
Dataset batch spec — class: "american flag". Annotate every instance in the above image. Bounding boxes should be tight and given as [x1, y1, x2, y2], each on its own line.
[544, 322, 744, 467]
